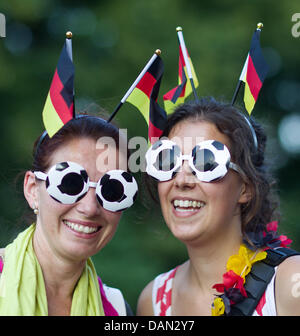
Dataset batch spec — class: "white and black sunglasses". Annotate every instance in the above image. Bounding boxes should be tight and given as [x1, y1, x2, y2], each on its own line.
[145, 139, 243, 182]
[34, 161, 138, 212]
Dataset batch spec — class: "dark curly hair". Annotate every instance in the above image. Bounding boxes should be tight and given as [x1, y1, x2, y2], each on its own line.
[146, 97, 279, 246]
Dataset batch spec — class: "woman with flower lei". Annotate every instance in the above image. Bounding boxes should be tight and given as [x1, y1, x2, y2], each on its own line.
[137, 98, 300, 316]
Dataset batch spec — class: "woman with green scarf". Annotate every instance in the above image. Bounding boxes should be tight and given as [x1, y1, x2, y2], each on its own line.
[0, 115, 137, 316]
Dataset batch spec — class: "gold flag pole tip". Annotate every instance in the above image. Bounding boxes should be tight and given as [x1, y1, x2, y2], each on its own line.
[257, 23, 263, 30]
[155, 49, 161, 56]
[66, 31, 73, 39]
[176, 26, 183, 32]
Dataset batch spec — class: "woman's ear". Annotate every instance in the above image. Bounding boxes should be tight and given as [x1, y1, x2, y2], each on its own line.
[24, 171, 39, 210]
[238, 182, 253, 204]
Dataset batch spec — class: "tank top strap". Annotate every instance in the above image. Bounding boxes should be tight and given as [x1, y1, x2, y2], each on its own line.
[252, 267, 277, 316]
[152, 267, 178, 316]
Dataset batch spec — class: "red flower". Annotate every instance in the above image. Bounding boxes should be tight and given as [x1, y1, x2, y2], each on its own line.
[266, 221, 278, 232]
[279, 235, 293, 248]
[213, 270, 247, 298]
[213, 283, 226, 293]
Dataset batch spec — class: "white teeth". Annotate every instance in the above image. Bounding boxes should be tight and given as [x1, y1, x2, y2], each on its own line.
[176, 207, 197, 212]
[173, 200, 205, 209]
[64, 220, 99, 234]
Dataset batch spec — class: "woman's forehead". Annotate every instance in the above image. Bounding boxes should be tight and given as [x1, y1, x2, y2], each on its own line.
[168, 120, 231, 151]
[47, 137, 126, 173]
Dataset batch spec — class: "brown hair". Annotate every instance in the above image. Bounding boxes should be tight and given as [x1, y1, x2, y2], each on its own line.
[32, 114, 124, 172]
[147, 97, 279, 242]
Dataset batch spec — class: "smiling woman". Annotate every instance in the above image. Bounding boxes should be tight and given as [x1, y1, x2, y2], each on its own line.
[137, 97, 300, 316]
[0, 114, 137, 316]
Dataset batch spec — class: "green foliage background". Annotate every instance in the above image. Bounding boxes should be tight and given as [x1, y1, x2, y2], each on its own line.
[0, 0, 299, 312]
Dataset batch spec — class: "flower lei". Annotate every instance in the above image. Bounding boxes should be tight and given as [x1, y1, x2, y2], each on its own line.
[211, 221, 292, 316]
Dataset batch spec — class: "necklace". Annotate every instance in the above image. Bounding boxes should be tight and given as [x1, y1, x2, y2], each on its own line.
[211, 221, 292, 316]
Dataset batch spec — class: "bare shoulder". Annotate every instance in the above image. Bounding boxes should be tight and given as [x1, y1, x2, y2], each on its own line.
[136, 280, 155, 316]
[275, 255, 300, 315]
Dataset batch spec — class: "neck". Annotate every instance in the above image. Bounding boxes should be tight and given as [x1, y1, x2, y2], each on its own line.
[32, 225, 86, 301]
[184, 218, 243, 294]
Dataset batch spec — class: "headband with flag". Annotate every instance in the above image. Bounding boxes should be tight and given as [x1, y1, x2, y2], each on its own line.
[163, 26, 199, 114]
[108, 50, 166, 144]
[42, 32, 75, 138]
[232, 23, 269, 115]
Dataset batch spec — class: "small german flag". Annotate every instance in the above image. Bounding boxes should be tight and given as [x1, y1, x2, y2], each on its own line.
[239, 28, 268, 115]
[163, 44, 198, 114]
[42, 38, 74, 137]
[127, 55, 166, 143]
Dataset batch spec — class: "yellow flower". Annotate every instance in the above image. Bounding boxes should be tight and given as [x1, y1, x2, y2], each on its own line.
[211, 298, 225, 316]
[226, 245, 267, 280]
[247, 248, 267, 265]
[226, 254, 245, 278]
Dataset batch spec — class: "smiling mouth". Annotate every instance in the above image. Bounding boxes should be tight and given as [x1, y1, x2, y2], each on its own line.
[173, 199, 205, 212]
[63, 220, 102, 234]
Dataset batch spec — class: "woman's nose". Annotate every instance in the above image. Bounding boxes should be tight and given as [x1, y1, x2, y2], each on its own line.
[76, 187, 101, 217]
[173, 160, 197, 189]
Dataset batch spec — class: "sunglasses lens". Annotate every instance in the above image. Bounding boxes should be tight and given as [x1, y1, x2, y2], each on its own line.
[192, 146, 218, 172]
[154, 145, 180, 172]
[59, 172, 86, 195]
[99, 174, 124, 202]
[146, 140, 182, 181]
[191, 140, 231, 182]
[46, 162, 89, 204]
[96, 170, 138, 212]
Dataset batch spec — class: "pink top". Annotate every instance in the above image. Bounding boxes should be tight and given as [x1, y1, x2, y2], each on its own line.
[0, 257, 118, 316]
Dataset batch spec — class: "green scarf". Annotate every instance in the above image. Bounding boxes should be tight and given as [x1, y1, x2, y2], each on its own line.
[0, 224, 104, 316]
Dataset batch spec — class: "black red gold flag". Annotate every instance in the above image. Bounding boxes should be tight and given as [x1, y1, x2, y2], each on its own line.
[239, 28, 269, 115]
[127, 55, 166, 143]
[42, 38, 74, 137]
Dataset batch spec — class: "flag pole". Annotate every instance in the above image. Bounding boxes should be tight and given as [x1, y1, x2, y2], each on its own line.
[107, 49, 162, 123]
[176, 26, 199, 102]
[65, 31, 75, 118]
[231, 81, 242, 106]
[231, 23, 263, 106]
